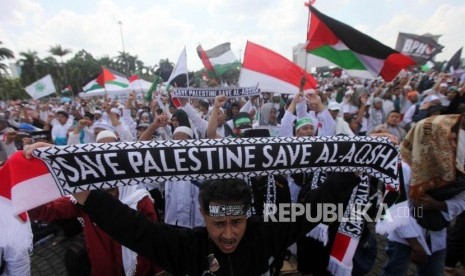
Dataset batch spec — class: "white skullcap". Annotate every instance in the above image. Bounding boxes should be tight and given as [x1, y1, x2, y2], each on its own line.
[327, 101, 341, 111]
[93, 121, 115, 131]
[423, 94, 441, 103]
[110, 107, 121, 116]
[173, 126, 194, 139]
[345, 89, 354, 96]
[96, 130, 117, 142]
[303, 89, 316, 95]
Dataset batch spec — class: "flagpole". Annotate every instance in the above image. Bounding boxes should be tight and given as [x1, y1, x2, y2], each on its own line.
[185, 46, 190, 88]
[301, 1, 316, 91]
[303, 1, 314, 76]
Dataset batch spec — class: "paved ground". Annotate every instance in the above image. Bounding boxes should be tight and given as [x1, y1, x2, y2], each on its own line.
[30, 223, 419, 276]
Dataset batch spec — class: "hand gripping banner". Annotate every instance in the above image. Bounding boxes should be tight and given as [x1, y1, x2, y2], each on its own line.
[0, 136, 399, 214]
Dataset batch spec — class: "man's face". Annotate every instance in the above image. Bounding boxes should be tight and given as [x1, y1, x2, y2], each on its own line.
[171, 117, 179, 128]
[383, 91, 392, 99]
[231, 106, 239, 117]
[203, 211, 247, 254]
[410, 95, 419, 103]
[269, 107, 277, 123]
[217, 109, 226, 126]
[140, 115, 150, 124]
[329, 109, 339, 120]
[137, 127, 148, 138]
[83, 116, 94, 125]
[162, 96, 168, 104]
[296, 124, 314, 137]
[349, 118, 360, 132]
[320, 92, 328, 102]
[199, 103, 208, 113]
[447, 91, 457, 101]
[387, 112, 401, 126]
[173, 131, 191, 140]
[272, 95, 280, 104]
[56, 113, 68, 125]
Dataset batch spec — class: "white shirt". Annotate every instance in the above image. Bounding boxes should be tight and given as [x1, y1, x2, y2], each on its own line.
[387, 163, 465, 254]
[164, 181, 205, 229]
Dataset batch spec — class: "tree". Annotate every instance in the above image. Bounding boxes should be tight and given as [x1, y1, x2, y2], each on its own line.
[17, 50, 40, 86]
[0, 77, 29, 100]
[0, 41, 16, 100]
[67, 49, 100, 91]
[49, 44, 72, 65]
[155, 58, 175, 81]
[38, 56, 62, 94]
[49, 44, 72, 88]
[0, 41, 15, 76]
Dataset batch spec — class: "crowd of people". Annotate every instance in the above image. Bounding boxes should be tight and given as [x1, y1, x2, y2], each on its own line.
[1, 68, 465, 275]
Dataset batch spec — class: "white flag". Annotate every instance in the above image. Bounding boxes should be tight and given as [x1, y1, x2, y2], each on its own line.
[167, 47, 188, 87]
[25, 74, 56, 99]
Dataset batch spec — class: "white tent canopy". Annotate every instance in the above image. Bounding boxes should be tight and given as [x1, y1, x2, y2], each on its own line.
[129, 79, 152, 93]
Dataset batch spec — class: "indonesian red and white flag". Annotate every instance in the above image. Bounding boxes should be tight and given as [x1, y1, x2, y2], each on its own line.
[238, 41, 317, 94]
[0, 152, 61, 214]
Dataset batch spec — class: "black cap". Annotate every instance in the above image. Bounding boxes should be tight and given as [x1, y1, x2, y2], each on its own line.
[136, 123, 150, 130]
[31, 130, 52, 141]
[243, 129, 270, 138]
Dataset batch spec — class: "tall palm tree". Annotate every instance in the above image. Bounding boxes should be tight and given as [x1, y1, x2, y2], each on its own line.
[17, 50, 40, 85]
[0, 41, 16, 100]
[0, 41, 15, 75]
[68, 49, 100, 90]
[49, 44, 72, 88]
[49, 44, 72, 65]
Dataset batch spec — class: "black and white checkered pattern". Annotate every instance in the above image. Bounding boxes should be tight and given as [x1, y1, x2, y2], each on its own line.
[33, 136, 399, 196]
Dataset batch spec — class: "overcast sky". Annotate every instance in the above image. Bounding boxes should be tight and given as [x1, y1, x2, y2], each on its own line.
[1, 0, 464, 72]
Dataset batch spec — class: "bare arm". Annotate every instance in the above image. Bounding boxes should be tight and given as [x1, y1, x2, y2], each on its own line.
[139, 113, 169, 141]
[206, 95, 227, 139]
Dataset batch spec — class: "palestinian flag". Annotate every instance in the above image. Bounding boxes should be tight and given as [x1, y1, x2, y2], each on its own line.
[61, 84, 72, 96]
[197, 42, 241, 81]
[167, 47, 188, 88]
[306, 6, 415, 81]
[238, 41, 317, 94]
[96, 67, 116, 87]
[445, 47, 462, 73]
[83, 68, 129, 93]
[128, 73, 140, 82]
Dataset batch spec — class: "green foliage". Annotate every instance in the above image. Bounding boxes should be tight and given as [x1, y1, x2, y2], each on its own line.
[0, 78, 30, 100]
[1, 41, 242, 100]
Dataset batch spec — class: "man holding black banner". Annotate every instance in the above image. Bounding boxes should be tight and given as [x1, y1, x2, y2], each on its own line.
[22, 132, 399, 275]
[27, 132, 163, 276]
[15, 125, 400, 275]
[32, 172, 353, 275]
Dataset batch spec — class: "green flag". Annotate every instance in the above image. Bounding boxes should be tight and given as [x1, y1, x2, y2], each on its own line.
[145, 75, 161, 102]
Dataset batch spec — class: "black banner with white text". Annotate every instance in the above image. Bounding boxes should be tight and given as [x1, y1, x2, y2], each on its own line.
[172, 87, 260, 99]
[32, 136, 399, 195]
